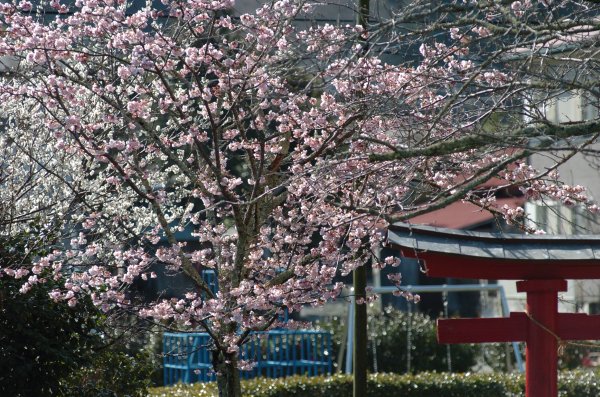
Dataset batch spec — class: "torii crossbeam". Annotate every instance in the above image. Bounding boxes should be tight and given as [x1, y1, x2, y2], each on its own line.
[387, 223, 600, 397]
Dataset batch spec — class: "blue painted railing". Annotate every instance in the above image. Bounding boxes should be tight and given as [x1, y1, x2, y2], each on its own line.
[163, 330, 333, 385]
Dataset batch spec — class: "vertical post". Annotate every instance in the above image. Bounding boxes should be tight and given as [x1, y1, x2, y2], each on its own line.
[353, 2, 369, 396]
[406, 301, 412, 373]
[345, 293, 355, 374]
[353, 266, 368, 397]
[442, 289, 452, 372]
[517, 279, 566, 397]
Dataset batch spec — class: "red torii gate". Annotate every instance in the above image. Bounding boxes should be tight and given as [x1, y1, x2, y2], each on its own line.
[387, 223, 600, 397]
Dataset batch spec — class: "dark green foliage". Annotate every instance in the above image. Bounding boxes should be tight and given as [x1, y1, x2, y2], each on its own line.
[319, 306, 480, 373]
[60, 350, 153, 397]
[0, 229, 153, 397]
[149, 370, 600, 397]
[369, 307, 478, 372]
[559, 370, 600, 396]
[0, 229, 100, 396]
[0, 275, 102, 396]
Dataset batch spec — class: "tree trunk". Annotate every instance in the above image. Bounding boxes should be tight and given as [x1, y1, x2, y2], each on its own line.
[214, 351, 242, 397]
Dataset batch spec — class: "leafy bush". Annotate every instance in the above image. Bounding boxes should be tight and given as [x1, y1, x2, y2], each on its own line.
[0, 229, 100, 396]
[60, 349, 153, 397]
[318, 306, 481, 373]
[149, 370, 600, 397]
[369, 307, 478, 372]
[0, 273, 102, 396]
[0, 229, 153, 396]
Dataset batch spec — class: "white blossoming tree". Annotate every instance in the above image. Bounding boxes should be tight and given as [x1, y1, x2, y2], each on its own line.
[2, 0, 600, 395]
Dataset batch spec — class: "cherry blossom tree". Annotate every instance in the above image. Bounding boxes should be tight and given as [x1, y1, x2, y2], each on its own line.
[2, 1, 600, 395]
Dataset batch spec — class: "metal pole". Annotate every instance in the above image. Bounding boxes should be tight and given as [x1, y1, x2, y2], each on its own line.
[442, 289, 452, 372]
[406, 301, 412, 373]
[353, 265, 368, 397]
[345, 292, 355, 374]
[353, 2, 369, 396]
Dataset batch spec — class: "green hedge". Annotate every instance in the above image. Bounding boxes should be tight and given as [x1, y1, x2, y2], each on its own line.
[148, 370, 600, 397]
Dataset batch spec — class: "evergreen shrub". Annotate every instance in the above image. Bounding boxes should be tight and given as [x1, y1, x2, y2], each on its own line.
[318, 306, 482, 373]
[149, 370, 600, 397]
[0, 228, 153, 397]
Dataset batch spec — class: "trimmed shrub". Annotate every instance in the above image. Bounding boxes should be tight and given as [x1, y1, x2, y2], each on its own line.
[148, 370, 600, 397]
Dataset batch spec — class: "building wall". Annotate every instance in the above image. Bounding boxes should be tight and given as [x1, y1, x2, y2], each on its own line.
[520, 90, 600, 313]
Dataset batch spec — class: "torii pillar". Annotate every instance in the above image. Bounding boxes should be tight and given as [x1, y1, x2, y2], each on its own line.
[387, 223, 600, 397]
